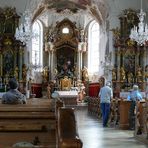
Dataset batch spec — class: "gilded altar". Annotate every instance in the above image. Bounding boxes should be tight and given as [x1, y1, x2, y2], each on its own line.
[0, 7, 26, 87]
[112, 9, 148, 95]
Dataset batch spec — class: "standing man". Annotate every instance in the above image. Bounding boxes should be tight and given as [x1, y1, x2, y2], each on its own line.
[99, 81, 113, 127]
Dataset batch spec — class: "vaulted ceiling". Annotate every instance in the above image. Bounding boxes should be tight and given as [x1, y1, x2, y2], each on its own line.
[0, 0, 147, 25]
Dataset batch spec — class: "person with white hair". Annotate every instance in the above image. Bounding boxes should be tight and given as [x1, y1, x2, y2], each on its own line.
[127, 84, 142, 130]
[98, 81, 113, 127]
[127, 85, 142, 101]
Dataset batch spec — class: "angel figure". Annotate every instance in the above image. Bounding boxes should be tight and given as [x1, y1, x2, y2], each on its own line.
[120, 67, 126, 82]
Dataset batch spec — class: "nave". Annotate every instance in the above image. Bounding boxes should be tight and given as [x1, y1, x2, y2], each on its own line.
[75, 106, 147, 148]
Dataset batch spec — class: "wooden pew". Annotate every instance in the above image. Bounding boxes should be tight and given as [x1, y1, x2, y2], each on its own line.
[0, 98, 56, 147]
[57, 106, 83, 148]
[0, 99, 56, 131]
[134, 100, 148, 144]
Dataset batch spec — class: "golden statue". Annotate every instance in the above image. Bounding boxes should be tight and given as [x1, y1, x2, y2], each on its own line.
[14, 66, 19, 80]
[82, 66, 89, 81]
[42, 66, 49, 82]
[110, 27, 120, 39]
[112, 68, 116, 81]
[136, 66, 143, 82]
[22, 64, 27, 82]
[120, 67, 126, 82]
[127, 72, 133, 83]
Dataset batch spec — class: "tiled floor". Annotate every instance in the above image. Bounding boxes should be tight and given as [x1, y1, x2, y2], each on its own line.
[74, 106, 147, 148]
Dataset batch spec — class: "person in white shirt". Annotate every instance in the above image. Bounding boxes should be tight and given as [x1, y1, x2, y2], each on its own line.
[99, 81, 113, 127]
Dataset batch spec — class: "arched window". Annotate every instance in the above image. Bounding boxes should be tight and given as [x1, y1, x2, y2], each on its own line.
[88, 20, 100, 75]
[32, 20, 43, 70]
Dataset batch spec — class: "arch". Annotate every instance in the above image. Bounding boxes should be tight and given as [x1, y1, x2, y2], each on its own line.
[31, 19, 43, 70]
[88, 20, 100, 75]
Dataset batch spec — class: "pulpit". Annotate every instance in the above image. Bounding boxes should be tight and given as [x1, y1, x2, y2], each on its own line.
[119, 100, 131, 130]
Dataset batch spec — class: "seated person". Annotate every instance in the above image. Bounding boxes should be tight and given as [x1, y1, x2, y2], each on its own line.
[127, 85, 142, 101]
[2, 78, 27, 104]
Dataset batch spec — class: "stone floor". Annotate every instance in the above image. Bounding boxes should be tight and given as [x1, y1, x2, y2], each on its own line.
[74, 106, 148, 148]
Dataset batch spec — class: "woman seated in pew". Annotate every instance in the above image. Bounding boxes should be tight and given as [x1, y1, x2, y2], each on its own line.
[127, 85, 142, 130]
[2, 78, 26, 104]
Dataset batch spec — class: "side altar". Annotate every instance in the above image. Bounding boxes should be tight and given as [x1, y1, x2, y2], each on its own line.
[111, 9, 148, 96]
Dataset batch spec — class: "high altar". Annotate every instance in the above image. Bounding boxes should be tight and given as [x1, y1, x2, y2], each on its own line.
[44, 18, 87, 84]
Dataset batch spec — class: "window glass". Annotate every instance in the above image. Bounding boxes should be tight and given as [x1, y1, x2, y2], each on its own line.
[88, 20, 100, 74]
[32, 20, 43, 70]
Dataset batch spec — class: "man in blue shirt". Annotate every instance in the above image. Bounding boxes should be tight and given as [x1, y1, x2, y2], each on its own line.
[99, 81, 113, 127]
[127, 85, 142, 101]
[127, 85, 142, 130]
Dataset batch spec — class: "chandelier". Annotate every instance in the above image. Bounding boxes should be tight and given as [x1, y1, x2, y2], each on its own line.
[130, 0, 148, 46]
[15, 10, 34, 45]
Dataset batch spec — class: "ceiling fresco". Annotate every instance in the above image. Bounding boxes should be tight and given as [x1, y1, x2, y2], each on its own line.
[32, 0, 108, 24]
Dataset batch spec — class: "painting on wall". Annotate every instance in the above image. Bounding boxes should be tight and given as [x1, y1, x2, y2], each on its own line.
[123, 49, 135, 74]
[56, 47, 76, 78]
[3, 50, 14, 75]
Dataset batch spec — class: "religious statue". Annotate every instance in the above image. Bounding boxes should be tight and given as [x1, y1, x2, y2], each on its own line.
[136, 66, 143, 83]
[14, 66, 19, 80]
[112, 68, 117, 81]
[42, 66, 49, 82]
[47, 83, 51, 99]
[127, 72, 133, 83]
[145, 65, 148, 81]
[77, 84, 86, 103]
[82, 66, 89, 81]
[22, 64, 27, 82]
[120, 67, 126, 82]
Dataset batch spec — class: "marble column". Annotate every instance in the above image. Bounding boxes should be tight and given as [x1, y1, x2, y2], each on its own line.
[48, 50, 51, 80]
[77, 50, 82, 80]
[143, 47, 147, 90]
[0, 53, 2, 77]
[19, 46, 23, 81]
[50, 50, 54, 80]
[117, 49, 121, 81]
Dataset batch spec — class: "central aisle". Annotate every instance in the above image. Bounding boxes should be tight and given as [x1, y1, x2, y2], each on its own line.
[74, 106, 147, 148]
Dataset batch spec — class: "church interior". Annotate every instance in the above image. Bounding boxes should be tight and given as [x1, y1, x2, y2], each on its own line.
[0, 0, 147, 147]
